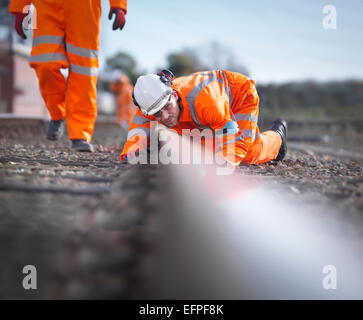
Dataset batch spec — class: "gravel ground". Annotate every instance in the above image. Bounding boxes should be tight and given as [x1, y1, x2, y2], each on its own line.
[0, 121, 160, 299]
[237, 149, 362, 218]
[0, 118, 362, 298]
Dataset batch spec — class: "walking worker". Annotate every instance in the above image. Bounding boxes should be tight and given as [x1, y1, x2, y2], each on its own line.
[120, 69, 287, 167]
[9, 0, 128, 152]
[108, 70, 135, 129]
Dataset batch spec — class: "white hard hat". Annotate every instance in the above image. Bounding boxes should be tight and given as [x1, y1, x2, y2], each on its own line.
[133, 74, 173, 116]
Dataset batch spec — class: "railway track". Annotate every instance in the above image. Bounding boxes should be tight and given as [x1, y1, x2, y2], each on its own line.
[0, 116, 161, 298]
[0, 115, 362, 299]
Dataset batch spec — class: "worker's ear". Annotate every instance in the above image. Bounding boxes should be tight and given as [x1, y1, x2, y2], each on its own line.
[171, 90, 178, 100]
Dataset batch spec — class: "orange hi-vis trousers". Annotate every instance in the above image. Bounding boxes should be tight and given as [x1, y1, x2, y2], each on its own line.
[29, 0, 101, 142]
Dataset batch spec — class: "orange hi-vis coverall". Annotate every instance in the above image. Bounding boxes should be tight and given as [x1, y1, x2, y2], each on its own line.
[9, 0, 127, 142]
[121, 70, 282, 166]
[109, 74, 135, 127]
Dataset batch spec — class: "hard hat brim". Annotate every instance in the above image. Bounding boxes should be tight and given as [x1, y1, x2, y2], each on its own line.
[146, 91, 172, 116]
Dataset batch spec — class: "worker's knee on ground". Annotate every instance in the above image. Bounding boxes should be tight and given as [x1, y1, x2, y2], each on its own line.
[241, 130, 282, 165]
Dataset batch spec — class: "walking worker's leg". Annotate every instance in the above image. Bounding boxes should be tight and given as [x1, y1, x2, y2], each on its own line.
[65, 73, 98, 141]
[33, 65, 66, 120]
[64, 0, 101, 142]
[29, 0, 68, 121]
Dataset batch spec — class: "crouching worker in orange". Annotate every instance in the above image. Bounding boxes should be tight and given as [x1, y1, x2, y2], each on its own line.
[120, 69, 287, 167]
[9, 0, 128, 152]
[108, 72, 135, 130]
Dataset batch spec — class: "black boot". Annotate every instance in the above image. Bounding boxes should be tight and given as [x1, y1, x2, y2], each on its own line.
[269, 119, 287, 161]
[71, 139, 94, 152]
[46, 118, 65, 140]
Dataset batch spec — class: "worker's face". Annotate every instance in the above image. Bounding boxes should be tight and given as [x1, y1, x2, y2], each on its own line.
[153, 91, 180, 128]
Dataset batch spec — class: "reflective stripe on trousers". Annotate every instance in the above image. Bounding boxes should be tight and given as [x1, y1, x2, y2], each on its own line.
[30, 35, 99, 76]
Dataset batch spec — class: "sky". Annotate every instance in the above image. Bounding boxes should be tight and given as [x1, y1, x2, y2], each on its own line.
[67, 1, 363, 84]
[3, 0, 362, 84]
[99, 0, 363, 84]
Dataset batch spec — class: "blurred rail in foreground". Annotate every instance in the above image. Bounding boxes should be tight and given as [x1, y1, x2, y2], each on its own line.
[152, 128, 363, 299]
[0, 116, 362, 299]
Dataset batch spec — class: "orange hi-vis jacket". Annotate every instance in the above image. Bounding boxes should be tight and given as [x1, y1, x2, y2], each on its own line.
[109, 74, 135, 127]
[121, 70, 281, 166]
[9, 0, 127, 142]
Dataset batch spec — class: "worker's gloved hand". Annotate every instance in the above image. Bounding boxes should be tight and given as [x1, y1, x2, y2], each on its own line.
[120, 149, 139, 163]
[11, 12, 28, 39]
[108, 7, 126, 30]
